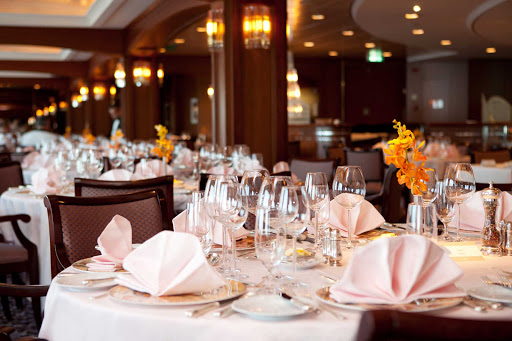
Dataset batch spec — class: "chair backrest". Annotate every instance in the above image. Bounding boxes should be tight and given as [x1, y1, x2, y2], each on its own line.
[199, 173, 211, 191]
[271, 171, 292, 177]
[472, 150, 510, 164]
[327, 146, 346, 166]
[0, 162, 24, 194]
[381, 165, 408, 222]
[476, 182, 512, 192]
[44, 189, 170, 278]
[289, 158, 336, 183]
[356, 309, 510, 341]
[0, 152, 11, 164]
[74, 175, 174, 220]
[344, 148, 384, 182]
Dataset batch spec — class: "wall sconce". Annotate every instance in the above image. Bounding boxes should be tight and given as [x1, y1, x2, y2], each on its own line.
[79, 86, 89, 101]
[133, 61, 151, 87]
[109, 85, 117, 97]
[243, 4, 271, 49]
[157, 64, 164, 87]
[207, 8, 224, 51]
[93, 84, 106, 101]
[114, 61, 126, 88]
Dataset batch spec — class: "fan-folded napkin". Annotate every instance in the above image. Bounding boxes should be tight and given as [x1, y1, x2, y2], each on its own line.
[116, 231, 226, 296]
[207, 165, 236, 175]
[31, 166, 62, 195]
[22, 151, 55, 169]
[173, 148, 195, 168]
[453, 191, 512, 231]
[326, 197, 385, 237]
[134, 159, 173, 178]
[330, 235, 465, 304]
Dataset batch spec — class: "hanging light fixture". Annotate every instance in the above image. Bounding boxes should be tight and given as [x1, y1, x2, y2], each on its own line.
[133, 61, 151, 87]
[71, 94, 80, 108]
[207, 8, 224, 51]
[157, 63, 164, 87]
[114, 60, 126, 88]
[243, 4, 271, 49]
[286, 52, 302, 117]
[109, 85, 117, 97]
[93, 84, 106, 101]
[79, 86, 89, 101]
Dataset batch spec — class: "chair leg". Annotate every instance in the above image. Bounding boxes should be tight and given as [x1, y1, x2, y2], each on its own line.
[31, 296, 42, 328]
[0, 274, 12, 321]
[11, 273, 24, 309]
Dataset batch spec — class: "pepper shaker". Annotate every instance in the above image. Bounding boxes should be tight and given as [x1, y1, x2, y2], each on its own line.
[322, 227, 331, 264]
[329, 229, 343, 267]
[503, 222, 512, 256]
[481, 182, 503, 256]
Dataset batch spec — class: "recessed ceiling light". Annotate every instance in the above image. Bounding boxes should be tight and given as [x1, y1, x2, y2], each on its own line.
[486, 47, 496, 54]
[304, 42, 315, 47]
[383, 52, 392, 57]
[311, 14, 325, 20]
[440, 40, 452, 46]
[174, 38, 185, 44]
[196, 27, 206, 33]
[365, 42, 376, 48]
[413, 5, 421, 12]
[328, 51, 338, 57]
[412, 29, 424, 35]
[342, 30, 354, 36]
[405, 13, 419, 19]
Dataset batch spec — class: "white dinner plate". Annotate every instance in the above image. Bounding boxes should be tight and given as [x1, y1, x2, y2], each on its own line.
[231, 294, 307, 320]
[56, 273, 117, 290]
[72, 258, 128, 274]
[280, 257, 321, 270]
[315, 286, 463, 312]
[468, 285, 512, 303]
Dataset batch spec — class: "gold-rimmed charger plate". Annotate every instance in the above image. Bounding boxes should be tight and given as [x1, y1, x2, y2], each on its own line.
[108, 280, 246, 306]
[72, 258, 128, 273]
[212, 236, 255, 252]
[315, 286, 463, 312]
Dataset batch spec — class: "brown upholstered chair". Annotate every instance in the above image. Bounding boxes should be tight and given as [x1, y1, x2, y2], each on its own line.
[0, 162, 24, 194]
[476, 182, 512, 192]
[356, 309, 510, 341]
[0, 325, 48, 341]
[44, 189, 170, 278]
[0, 284, 48, 331]
[74, 175, 174, 221]
[0, 153, 11, 165]
[0, 215, 40, 326]
[327, 146, 346, 166]
[344, 148, 384, 195]
[472, 149, 511, 164]
[289, 158, 337, 184]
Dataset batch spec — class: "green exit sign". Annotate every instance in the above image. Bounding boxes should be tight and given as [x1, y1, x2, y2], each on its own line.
[367, 48, 383, 63]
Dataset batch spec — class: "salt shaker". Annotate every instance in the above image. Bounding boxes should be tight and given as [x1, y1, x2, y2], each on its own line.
[329, 229, 343, 267]
[481, 182, 502, 256]
[503, 221, 512, 256]
[322, 227, 331, 264]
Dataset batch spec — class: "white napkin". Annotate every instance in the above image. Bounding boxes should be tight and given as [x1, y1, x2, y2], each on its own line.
[98, 169, 134, 181]
[174, 148, 195, 168]
[117, 231, 226, 296]
[134, 159, 173, 178]
[31, 166, 62, 195]
[207, 165, 236, 175]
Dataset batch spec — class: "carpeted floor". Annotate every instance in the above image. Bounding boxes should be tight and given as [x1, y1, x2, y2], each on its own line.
[0, 296, 40, 337]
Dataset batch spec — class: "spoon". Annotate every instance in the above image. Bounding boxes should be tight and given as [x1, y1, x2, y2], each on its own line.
[207, 253, 220, 266]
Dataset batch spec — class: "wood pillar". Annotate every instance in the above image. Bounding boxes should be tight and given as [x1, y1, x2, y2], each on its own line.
[121, 56, 135, 139]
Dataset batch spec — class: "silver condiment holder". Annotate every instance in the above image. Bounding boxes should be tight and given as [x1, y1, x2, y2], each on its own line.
[329, 229, 343, 266]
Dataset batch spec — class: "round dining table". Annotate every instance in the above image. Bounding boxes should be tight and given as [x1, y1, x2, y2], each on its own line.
[39, 238, 512, 341]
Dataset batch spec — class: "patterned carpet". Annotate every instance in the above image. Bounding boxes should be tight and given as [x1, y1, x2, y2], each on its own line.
[0, 296, 40, 337]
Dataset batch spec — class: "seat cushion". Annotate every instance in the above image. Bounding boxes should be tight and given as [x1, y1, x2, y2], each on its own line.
[0, 243, 28, 264]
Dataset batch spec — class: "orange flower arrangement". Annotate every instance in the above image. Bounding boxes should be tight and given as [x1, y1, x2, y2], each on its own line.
[150, 124, 173, 161]
[82, 128, 95, 145]
[111, 129, 124, 149]
[63, 126, 72, 139]
[384, 120, 431, 195]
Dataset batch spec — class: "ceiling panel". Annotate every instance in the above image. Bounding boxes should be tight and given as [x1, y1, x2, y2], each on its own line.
[0, 0, 95, 16]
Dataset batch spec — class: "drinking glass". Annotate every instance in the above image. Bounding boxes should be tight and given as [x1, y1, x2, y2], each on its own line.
[406, 201, 423, 235]
[332, 166, 366, 249]
[421, 169, 438, 207]
[305, 172, 329, 251]
[241, 169, 270, 214]
[435, 181, 456, 241]
[444, 163, 476, 242]
[185, 201, 213, 254]
[312, 197, 330, 254]
[108, 149, 123, 169]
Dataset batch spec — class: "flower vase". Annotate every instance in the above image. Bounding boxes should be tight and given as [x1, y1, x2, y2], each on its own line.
[406, 194, 423, 235]
[162, 156, 167, 176]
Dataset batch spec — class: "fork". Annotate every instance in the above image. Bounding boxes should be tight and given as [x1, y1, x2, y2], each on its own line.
[481, 275, 512, 289]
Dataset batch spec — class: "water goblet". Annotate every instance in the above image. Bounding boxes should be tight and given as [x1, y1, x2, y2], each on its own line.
[305, 172, 329, 251]
[435, 181, 456, 241]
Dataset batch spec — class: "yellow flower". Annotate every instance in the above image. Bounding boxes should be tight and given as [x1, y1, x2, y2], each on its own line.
[151, 125, 173, 160]
[111, 129, 124, 149]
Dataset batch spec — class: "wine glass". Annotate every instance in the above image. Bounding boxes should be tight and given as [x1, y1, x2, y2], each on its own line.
[444, 163, 476, 242]
[332, 166, 366, 249]
[435, 181, 456, 241]
[421, 169, 438, 207]
[304, 172, 329, 251]
[241, 169, 270, 214]
[312, 196, 330, 259]
[185, 201, 213, 255]
[278, 186, 310, 279]
[109, 149, 123, 169]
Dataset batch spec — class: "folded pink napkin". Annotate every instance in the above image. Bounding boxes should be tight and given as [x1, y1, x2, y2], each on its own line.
[272, 161, 299, 183]
[327, 197, 385, 237]
[87, 215, 132, 272]
[330, 235, 465, 304]
[454, 191, 512, 231]
[207, 165, 236, 175]
[98, 169, 134, 181]
[174, 148, 195, 168]
[440, 144, 459, 158]
[22, 151, 55, 170]
[134, 159, 173, 178]
[172, 209, 249, 246]
[116, 231, 226, 296]
[237, 158, 264, 173]
[31, 166, 62, 195]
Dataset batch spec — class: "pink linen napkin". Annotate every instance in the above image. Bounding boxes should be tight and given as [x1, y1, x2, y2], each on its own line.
[22, 152, 55, 170]
[134, 159, 173, 178]
[174, 148, 195, 168]
[98, 169, 134, 181]
[453, 191, 512, 231]
[237, 158, 264, 172]
[31, 166, 62, 195]
[326, 197, 385, 237]
[207, 165, 236, 175]
[172, 209, 249, 246]
[272, 161, 299, 183]
[87, 215, 132, 272]
[116, 231, 226, 296]
[329, 235, 465, 304]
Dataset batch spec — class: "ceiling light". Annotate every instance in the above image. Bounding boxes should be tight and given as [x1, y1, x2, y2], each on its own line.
[383, 51, 392, 57]
[365, 42, 376, 48]
[159, 48, 166, 53]
[328, 51, 338, 57]
[311, 14, 324, 20]
[440, 40, 452, 46]
[196, 27, 206, 33]
[304, 42, 315, 47]
[412, 29, 424, 35]
[486, 47, 496, 54]
[342, 30, 354, 36]
[413, 5, 421, 12]
[174, 38, 185, 44]
[405, 13, 419, 19]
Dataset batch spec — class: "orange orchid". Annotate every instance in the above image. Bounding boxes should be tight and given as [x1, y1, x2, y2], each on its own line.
[111, 129, 124, 149]
[82, 128, 95, 145]
[150, 124, 173, 161]
[384, 120, 431, 195]
[64, 126, 72, 139]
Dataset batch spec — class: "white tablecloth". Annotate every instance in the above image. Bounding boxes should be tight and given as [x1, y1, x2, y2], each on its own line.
[472, 164, 512, 184]
[39, 240, 512, 341]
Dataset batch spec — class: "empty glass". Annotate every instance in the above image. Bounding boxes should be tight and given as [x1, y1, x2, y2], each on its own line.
[421, 169, 438, 207]
[241, 169, 270, 215]
[185, 201, 213, 254]
[435, 181, 456, 241]
[305, 172, 329, 251]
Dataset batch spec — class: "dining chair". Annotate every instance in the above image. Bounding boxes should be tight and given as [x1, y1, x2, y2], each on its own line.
[326, 146, 346, 166]
[289, 158, 336, 183]
[44, 189, 170, 278]
[0, 162, 24, 194]
[356, 309, 510, 341]
[344, 148, 384, 195]
[0, 283, 49, 331]
[0, 325, 48, 341]
[471, 149, 511, 164]
[0, 215, 40, 326]
[0, 153, 11, 165]
[74, 175, 174, 221]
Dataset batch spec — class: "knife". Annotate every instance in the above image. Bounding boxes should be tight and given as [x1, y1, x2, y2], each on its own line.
[185, 302, 220, 318]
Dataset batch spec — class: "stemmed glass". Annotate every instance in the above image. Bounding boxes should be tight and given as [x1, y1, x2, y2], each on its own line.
[241, 169, 270, 215]
[332, 166, 366, 249]
[435, 181, 456, 241]
[185, 201, 213, 255]
[108, 149, 123, 169]
[421, 169, 438, 207]
[444, 163, 476, 242]
[304, 172, 329, 251]
[278, 186, 310, 279]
